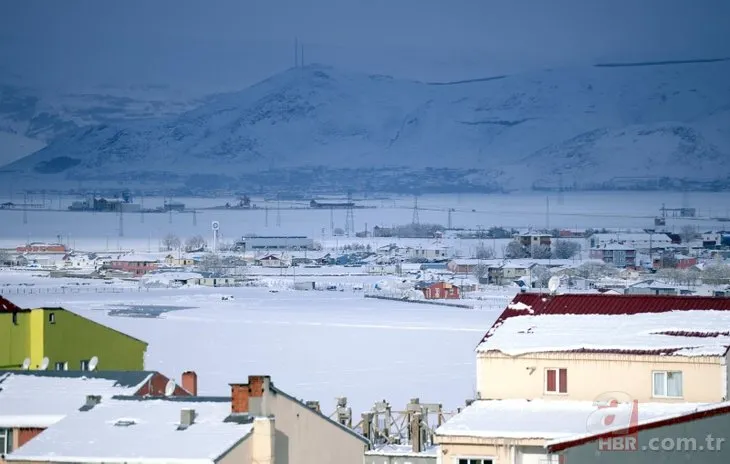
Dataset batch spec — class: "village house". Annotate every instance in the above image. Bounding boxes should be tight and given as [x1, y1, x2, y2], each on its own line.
[418, 281, 460, 300]
[432, 293, 730, 463]
[0, 370, 193, 457]
[0, 296, 147, 371]
[447, 259, 482, 275]
[15, 243, 66, 254]
[3, 375, 369, 464]
[164, 254, 196, 266]
[589, 243, 638, 268]
[517, 234, 552, 249]
[589, 232, 673, 251]
[624, 280, 680, 296]
[256, 254, 290, 268]
[652, 253, 698, 270]
[108, 253, 160, 276]
[404, 245, 452, 262]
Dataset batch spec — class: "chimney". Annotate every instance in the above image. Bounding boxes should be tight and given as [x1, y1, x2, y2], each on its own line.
[361, 412, 374, 441]
[82, 395, 102, 410]
[305, 401, 321, 413]
[180, 408, 196, 427]
[251, 417, 275, 464]
[182, 371, 198, 396]
[410, 411, 423, 453]
[230, 375, 272, 415]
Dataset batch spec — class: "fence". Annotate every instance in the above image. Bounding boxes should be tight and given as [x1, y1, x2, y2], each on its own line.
[0, 286, 147, 295]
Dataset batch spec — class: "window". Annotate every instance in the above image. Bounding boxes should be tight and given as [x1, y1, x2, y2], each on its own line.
[80, 360, 90, 371]
[55, 361, 68, 371]
[545, 368, 568, 394]
[653, 371, 683, 398]
[458, 459, 493, 464]
[0, 428, 13, 454]
[48, 312, 56, 324]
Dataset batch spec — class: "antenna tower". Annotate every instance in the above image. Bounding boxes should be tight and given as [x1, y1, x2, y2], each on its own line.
[345, 191, 355, 236]
[412, 195, 420, 225]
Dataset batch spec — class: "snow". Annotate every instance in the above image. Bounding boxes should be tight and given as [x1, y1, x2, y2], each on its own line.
[435, 399, 707, 440]
[365, 444, 439, 457]
[476, 311, 730, 357]
[507, 301, 533, 313]
[2, 278, 502, 416]
[0, 371, 152, 428]
[4, 397, 253, 464]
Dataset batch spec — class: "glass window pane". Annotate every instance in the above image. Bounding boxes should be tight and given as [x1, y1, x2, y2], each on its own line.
[667, 372, 683, 397]
[653, 372, 665, 396]
[0, 431, 6, 454]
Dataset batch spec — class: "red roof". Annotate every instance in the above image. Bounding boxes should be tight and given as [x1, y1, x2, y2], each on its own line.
[0, 296, 23, 312]
[478, 293, 730, 348]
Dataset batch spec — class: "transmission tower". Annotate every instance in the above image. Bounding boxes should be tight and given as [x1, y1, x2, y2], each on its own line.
[330, 207, 335, 235]
[412, 195, 420, 225]
[140, 195, 145, 223]
[558, 173, 564, 205]
[276, 193, 281, 227]
[192, 209, 197, 226]
[265, 206, 269, 227]
[22, 192, 28, 225]
[119, 209, 124, 237]
[447, 208, 453, 229]
[168, 197, 173, 224]
[345, 191, 355, 236]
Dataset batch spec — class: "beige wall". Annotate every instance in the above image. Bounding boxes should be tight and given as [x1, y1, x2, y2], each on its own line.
[477, 351, 726, 403]
[271, 393, 366, 464]
[218, 434, 253, 464]
[435, 436, 549, 464]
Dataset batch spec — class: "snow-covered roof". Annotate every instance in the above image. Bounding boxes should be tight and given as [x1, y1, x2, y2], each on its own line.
[476, 310, 730, 356]
[435, 399, 706, 440]
[477, 293, 730, 356]
[111, 253, 161, 262]
[365, 444, 439, 457]
[0, 371, 153, 428]
[547, 401, 730, 452]
[4, 396, 253, 464]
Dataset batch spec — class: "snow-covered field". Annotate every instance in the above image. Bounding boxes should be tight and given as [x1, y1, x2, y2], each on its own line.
[1, 271, 506, 416]
[2, 191, 729, 251]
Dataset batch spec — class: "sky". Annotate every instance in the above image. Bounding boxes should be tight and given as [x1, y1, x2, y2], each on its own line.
[1, 0, 729, 95]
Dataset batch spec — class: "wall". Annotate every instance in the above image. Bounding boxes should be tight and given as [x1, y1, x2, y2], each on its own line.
[271, 392, 367, 464]
[0, 312, 31, 369]
[217, 434, 253, 464]
[41, 309, 146, 371]
[556, 412, 730, 463]
[477, 352, 724, 403]
[363, 453, 436, 464]
[435, 438, 552, 464]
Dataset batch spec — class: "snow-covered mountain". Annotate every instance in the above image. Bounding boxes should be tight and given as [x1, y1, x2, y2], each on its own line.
[2, 60, 730, 194]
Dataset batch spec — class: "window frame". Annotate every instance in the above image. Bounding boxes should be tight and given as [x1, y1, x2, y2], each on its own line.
[80, 359, 90, 371]
[0, 427, 13, 454]
[456, 458, 495, 464]
[545, 368, 568, 395]
[54, 361, 68, 371]
[652, 370, 683, 398]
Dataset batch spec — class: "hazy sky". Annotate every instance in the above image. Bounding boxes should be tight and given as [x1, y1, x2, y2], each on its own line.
[1, 0, 729, 95]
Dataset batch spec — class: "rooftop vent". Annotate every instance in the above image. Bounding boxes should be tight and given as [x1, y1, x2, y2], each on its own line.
[178, 409, 196, 430]
[114, 419, 137, 427]
[79, 395, 102, 411]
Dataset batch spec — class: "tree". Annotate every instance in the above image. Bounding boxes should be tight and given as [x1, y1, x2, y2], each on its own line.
[184, 235, 207, 252]
[473, 263, 489, 281]
[505, 241, 529, 259]
[162, 233, 181, 251]
[475, 245, 495, 259]
[530, 244, 553, 259]
[554, 240, 581, 259]
[574, 261, 619, 279]
[531, 265, 552, 288]
[702, 263, 730, 285]
[197, 253, 224, 274]
[0, 250, 10, 266]
[333, 227, 345, 236]
[658, 251, 678, 269]
[679, 225, 698, 244]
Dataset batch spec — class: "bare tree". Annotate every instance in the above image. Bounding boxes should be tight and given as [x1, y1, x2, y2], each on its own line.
[530, 244, 553, 259]
[162, 233, 181, 251]
[475, 245, 495, 259]
[473, 263, 489, 281]
[679, 225, 698, 244]
[333, 227, 345, 236]
[505, 241, 529, 259]
[531, 265, 552, 288]
[185, 235, 207, 252]
[702, 264, 730, 285]
[197, 253, 224, 275]
[574, 261, 619, 279]
[0, 250, 10, 266]
[657, 251, 679, 269]
[554, 240, 581, 259]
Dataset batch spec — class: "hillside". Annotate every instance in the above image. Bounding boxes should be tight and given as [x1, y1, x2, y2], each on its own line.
[2, 60, 730, 194]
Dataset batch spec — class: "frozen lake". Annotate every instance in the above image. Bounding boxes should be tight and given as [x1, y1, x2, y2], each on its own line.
[1, 191, 729, 250]
[4, 276, 504, 416]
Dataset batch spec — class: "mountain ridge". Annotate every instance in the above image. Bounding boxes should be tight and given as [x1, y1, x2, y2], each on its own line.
[2, 61, 730, 194]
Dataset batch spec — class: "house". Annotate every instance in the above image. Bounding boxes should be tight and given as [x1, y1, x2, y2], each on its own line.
[518, 234, 552, 248]
[15, 243, 66, 254]
[257, 254, 290, 268]
[3, 375, 369, 464]
[447, 259, 482, 274]
[547, 401, 730, 462]
[474, 293, 730, 404]
[0, 296, 147, 371]
[589, 243, 637, 267]
[404, 245, 452, 262]
[419, 282, 460, 300]
[165, 254, 196, 266]
[590, 232, 673, 251]
[62, 253, 100, 270]
[235, 236, 315, 251]
[652, 254, 698, 270]
[108, 254, 160, 276]
[0, 370, 193, 456]
[434, 399, 704, 464]
[624, 280, 678, 296]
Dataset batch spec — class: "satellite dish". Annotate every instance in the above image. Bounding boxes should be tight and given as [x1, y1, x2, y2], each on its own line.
[164, 379, 176, 396]
[211, 221, 220, 231]
[39, 357, 49, 370]
[548, 276, 561, 295]
[21, 358, 31, 370]
[88, 356, 99, 371]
